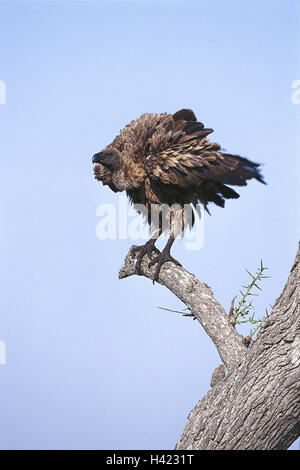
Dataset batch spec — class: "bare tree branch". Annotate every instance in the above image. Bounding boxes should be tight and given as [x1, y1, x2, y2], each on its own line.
[119, 242, 300, 450]
[119, 246, 247, 371]
[175, 242, 300, 450]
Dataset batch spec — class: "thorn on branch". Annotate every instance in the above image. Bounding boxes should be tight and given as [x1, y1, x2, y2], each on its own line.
[158, 306, 197, 320]
[229, 261, 271, 338]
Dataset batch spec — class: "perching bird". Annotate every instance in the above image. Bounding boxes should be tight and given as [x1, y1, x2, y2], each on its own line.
[92, 109, 265, 281]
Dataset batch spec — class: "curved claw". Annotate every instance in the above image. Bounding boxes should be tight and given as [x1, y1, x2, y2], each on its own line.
[131, 246, 142, 259]
[131, 240, 160, 276]
[149, 252, 182, 283]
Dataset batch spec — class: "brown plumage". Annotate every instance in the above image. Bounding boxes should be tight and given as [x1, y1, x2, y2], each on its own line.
[92, 108, 265, 281]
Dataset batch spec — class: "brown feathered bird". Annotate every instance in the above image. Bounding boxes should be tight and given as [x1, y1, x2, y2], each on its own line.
[93, 109, 265, 281]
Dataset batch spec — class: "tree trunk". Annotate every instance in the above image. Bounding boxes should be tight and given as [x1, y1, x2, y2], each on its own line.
[119, 241, 300, 450]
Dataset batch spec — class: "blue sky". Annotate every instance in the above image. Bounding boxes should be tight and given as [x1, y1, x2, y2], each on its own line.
[0, 0, 299, 450]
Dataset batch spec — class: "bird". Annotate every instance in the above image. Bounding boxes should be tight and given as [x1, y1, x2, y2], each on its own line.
[92, 108, 265, 282]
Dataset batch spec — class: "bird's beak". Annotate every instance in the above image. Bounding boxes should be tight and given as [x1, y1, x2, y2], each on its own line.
[92, 152, 104, 164]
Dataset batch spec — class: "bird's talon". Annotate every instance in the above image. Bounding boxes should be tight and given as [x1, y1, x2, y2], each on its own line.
[131, 246, 141, 259]
[148, 250, 182, 282]
[148, 256, 159, 268]
[131, 240, 159, 276]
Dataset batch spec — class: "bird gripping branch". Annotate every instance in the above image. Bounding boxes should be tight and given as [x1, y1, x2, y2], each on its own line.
[92, 108, 265, 281]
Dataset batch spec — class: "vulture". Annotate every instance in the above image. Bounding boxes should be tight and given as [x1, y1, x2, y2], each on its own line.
[92, 109, 265, 281]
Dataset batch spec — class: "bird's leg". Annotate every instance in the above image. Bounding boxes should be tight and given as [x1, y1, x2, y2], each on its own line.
[131, 237, 160, 276]
[148, 236, 182, 283]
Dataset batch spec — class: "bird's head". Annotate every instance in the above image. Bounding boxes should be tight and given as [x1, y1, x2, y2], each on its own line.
[92, 148, 121, 170]
[93, 147, 138, 192]
[92, 148, 121, 192]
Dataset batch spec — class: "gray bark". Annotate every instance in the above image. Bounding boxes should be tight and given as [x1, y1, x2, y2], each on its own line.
[119, 246, 247, 371]
[119, 243, 300, 450]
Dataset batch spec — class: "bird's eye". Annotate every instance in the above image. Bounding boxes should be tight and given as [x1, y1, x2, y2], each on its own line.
[106, 152, 113, 157]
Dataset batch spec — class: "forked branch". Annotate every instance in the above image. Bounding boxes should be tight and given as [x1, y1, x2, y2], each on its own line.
[120, 242, 300, 449]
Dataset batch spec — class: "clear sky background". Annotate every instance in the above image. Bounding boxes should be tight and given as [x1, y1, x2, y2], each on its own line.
[0, 0, 299, 450]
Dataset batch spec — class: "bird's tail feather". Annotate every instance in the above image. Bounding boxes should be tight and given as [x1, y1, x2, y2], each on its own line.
[216, 153, 266, 186]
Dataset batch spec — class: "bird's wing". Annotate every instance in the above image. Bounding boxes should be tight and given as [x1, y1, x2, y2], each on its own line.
[144, 109, 264, 208]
